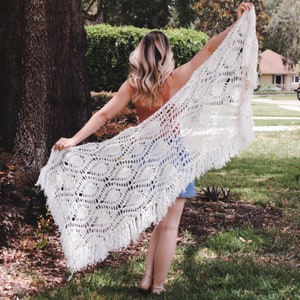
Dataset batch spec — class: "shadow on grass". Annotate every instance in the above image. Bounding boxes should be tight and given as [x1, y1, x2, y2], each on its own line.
[30, 230, 300, 300]
[169, 244, 300, 300]
[33, 251, 300, 300]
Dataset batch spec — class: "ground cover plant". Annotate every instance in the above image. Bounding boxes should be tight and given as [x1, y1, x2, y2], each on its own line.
[0, 99, 299, 299]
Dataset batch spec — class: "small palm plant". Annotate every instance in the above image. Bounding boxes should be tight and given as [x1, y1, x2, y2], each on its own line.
[202, 186, 231, 202]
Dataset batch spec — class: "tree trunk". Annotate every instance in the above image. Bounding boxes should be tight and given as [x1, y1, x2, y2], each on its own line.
[0, 0, 91, 181]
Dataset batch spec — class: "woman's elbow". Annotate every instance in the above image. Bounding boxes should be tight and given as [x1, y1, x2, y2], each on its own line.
[93, 109, 111, 126]
[204, 41, 215, 57]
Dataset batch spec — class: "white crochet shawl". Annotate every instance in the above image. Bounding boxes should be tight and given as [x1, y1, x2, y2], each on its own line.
[37, 9, 258, 273]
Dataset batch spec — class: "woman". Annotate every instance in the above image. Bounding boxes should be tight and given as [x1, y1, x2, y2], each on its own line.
[53, 2, 253, 294]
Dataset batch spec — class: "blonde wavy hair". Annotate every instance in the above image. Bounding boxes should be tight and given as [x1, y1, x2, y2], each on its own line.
[128, 31, 175, 107]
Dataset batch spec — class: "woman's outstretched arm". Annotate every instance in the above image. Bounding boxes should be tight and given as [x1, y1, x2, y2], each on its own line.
[169, 2, 254, 93]
[53, 80, 132, 151]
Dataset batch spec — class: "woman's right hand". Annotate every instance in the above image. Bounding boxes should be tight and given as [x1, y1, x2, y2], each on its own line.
[53, 137, 77, 151]
[236, 2, 253, 19]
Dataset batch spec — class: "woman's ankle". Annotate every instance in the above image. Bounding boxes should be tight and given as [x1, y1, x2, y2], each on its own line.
[138, 273, 153, 289]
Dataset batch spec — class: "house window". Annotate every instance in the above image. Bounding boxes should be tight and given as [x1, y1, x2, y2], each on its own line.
[273, 75, 284, 85]
[292, 76, 299, 83]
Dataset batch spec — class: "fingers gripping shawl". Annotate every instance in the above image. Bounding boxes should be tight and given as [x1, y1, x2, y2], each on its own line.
[37, 10, 258, 273]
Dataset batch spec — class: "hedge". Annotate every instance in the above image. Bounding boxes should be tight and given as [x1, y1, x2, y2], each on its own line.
[85, 24, 209, 92]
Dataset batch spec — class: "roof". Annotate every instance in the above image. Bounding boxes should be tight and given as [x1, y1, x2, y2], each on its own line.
[259, 49, 299, 75]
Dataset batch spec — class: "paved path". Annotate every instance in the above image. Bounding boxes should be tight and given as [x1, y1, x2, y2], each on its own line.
[252, 98, 300, 132]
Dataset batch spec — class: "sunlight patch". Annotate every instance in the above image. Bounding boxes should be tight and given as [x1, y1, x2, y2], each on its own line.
[193, 247, 217, 263]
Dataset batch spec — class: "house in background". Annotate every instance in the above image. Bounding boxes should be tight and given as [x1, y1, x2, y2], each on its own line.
[258, 49, 299, 91]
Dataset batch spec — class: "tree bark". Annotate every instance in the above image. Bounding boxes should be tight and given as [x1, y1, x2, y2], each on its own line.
[0, 0, 91, 180]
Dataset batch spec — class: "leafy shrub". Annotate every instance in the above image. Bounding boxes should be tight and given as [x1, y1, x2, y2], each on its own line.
[85, 25, 209, 92]
[91, 91, 115, 109]
[257, 84, 281, 93]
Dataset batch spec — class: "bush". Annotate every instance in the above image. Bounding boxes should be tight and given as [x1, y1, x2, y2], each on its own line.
[256, 84, 281, 93]
[85, 25, 209, 92]
[91, 91, 115, 110]
[91, 91, 135, 110]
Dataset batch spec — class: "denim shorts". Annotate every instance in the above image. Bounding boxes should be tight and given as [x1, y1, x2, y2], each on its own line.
[164, 137, 195, 198]
[178, 182, 196, 198]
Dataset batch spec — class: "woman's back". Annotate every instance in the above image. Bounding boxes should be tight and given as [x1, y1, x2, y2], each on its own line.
[134, 80, 171, 123]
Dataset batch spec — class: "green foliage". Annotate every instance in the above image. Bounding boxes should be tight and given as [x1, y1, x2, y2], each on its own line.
[91, 91, 115, 109]
[263, 0, 282, 17]
[164, 27, 209, 67]
[82, 0, 199, 29]
[194, 0, 269, 46]
[82, 0, 172, 28]
[118, 0, 171, 28]
[171, 0, 197, 27]
[85, 25, 145, 92]
[85, 24, 208, 92]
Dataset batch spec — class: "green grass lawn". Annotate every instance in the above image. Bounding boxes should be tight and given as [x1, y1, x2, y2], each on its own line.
[254, 117, 300, 126]
[199, 130, 300, 209]
[251, 102, 300, 118]
[252, 93, 298, 101]
[254, 119, 300, 126]
[28, 101, 300, 300]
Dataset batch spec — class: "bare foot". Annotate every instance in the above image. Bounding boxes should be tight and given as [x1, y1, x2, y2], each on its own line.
[137, 274, 153, 294]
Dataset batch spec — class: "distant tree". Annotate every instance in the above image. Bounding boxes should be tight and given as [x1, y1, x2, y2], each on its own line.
[82, 0, 113, 23]
[82, 0, 171, 28]
[263, 0, 282, 17]
[0, 0, 90, 178]
[194, 0, 269, 44]
[120, 0, 171, 28]
[171, 0, 197, 28]
[263, 0, 300, 66]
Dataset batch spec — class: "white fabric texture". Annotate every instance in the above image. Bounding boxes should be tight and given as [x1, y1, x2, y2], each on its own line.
[37, 9, 258, 273]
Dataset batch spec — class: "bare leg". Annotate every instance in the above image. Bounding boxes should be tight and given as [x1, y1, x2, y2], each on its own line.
[152, 197, 185, 291]
[137, 226, 159, 292]
[138, 197, 186, 293]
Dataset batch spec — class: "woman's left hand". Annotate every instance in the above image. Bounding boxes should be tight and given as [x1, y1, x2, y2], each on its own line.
[236, 2, 253, 19]
[53, 137, 77, 151]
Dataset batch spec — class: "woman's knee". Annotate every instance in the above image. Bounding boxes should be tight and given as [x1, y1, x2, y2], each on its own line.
[158, 214, 182, 232]
[156, 198, 186, 231]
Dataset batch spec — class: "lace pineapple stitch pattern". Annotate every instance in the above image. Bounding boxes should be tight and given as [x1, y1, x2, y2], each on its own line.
[37, 9, 258, 273]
